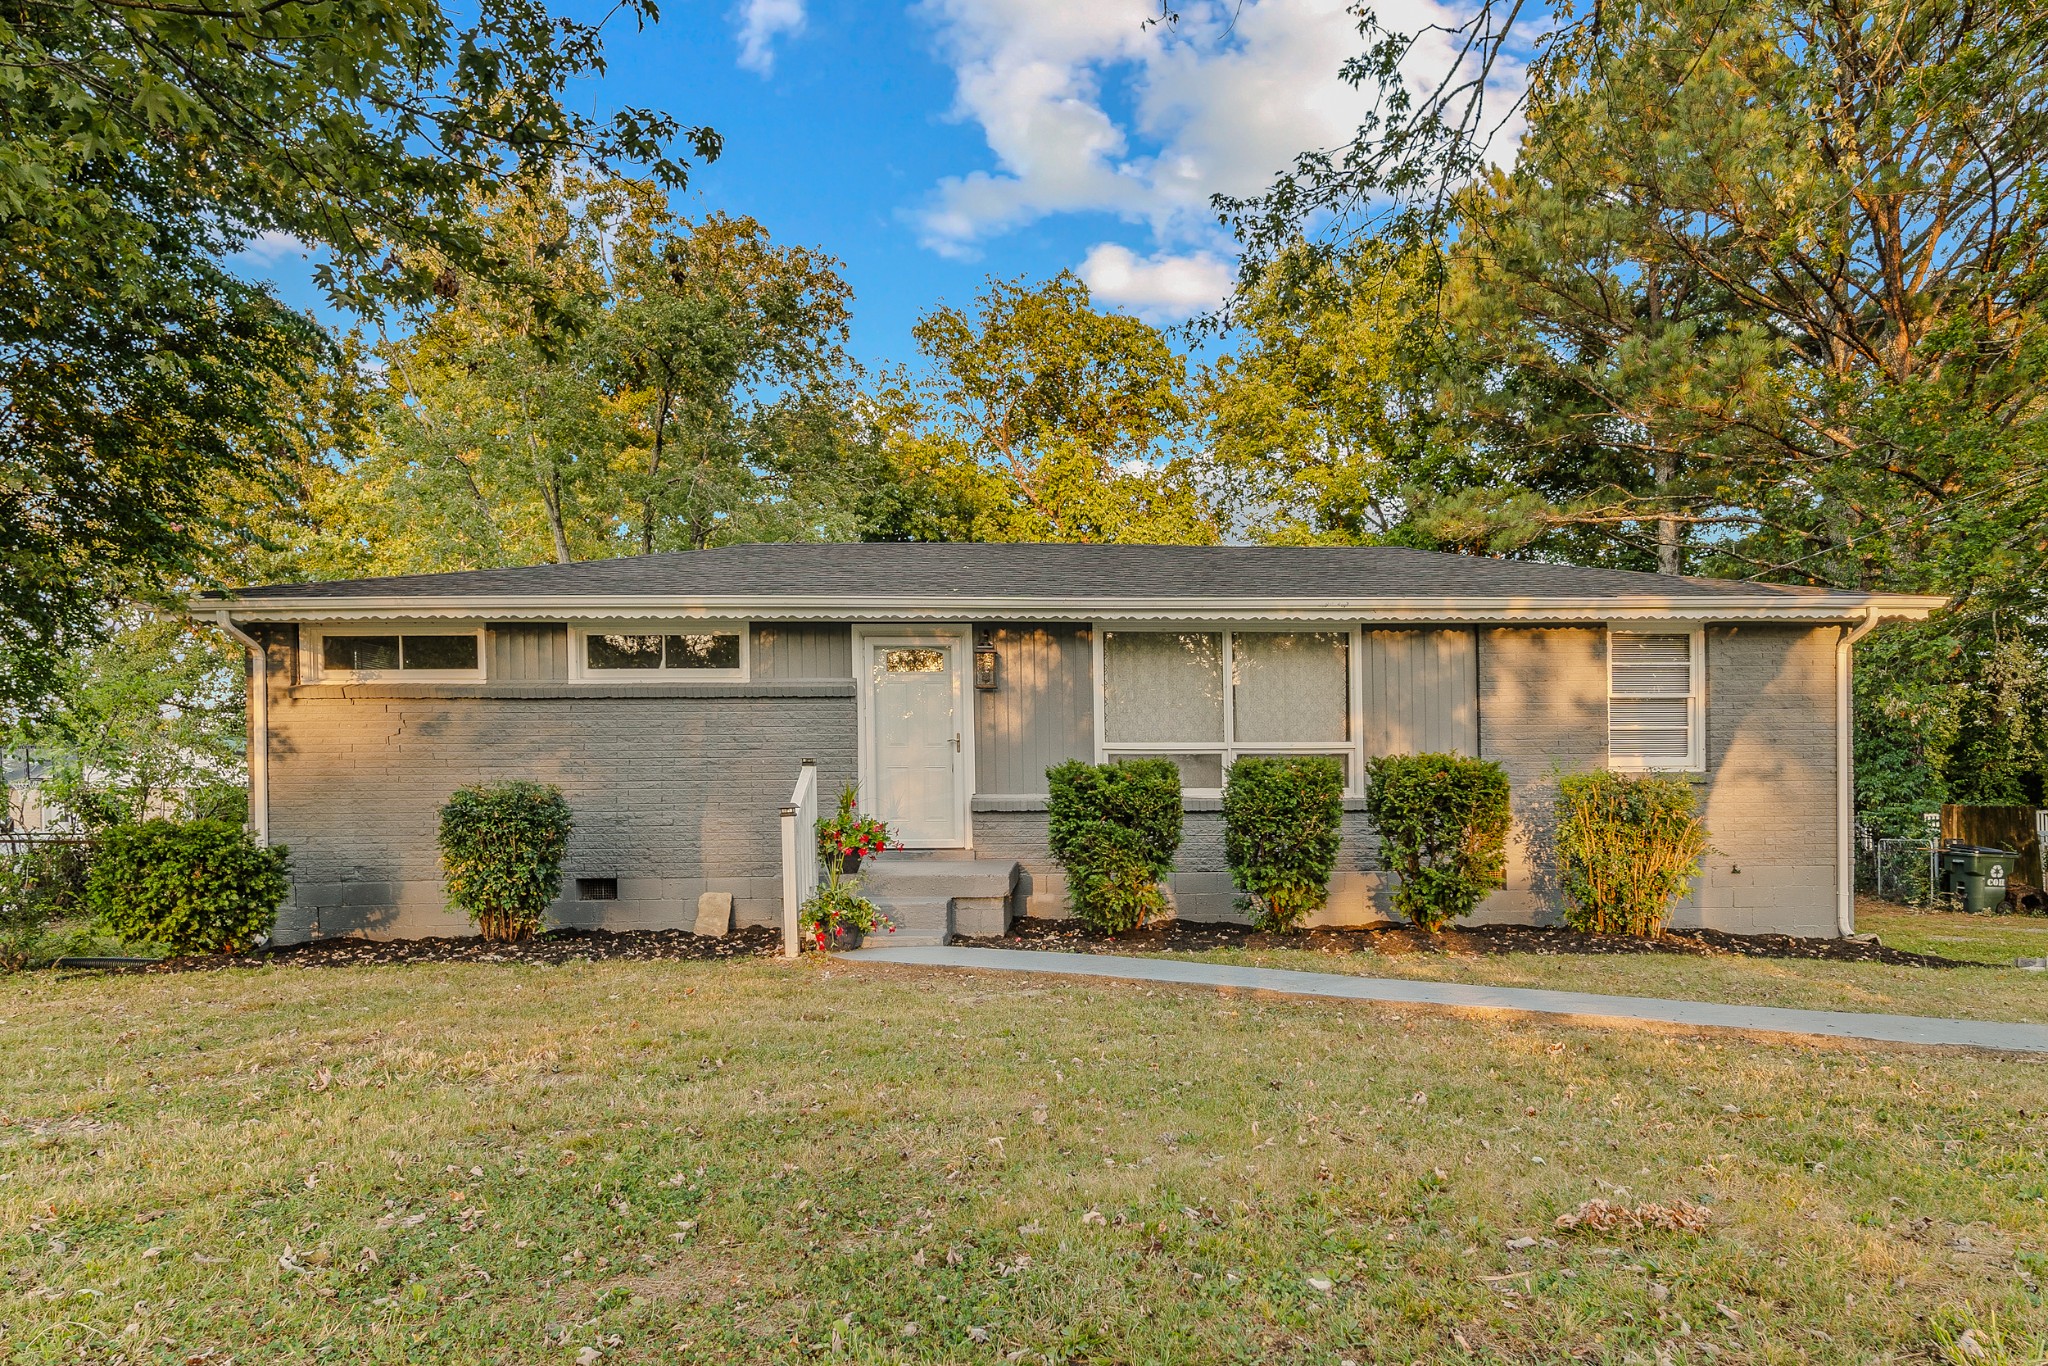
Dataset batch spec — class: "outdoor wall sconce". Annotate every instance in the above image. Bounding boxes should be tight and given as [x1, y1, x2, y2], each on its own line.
[973, 631, 999, 690]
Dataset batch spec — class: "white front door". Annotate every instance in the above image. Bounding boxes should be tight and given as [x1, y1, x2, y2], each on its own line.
[862, 633, 967, 847]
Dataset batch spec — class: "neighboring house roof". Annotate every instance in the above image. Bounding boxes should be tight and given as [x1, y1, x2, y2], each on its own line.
[196, 542, 1946, 625]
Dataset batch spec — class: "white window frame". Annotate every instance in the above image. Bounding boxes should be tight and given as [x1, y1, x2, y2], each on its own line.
[1606, 626, 1706, 773]
[1091, 624, 1364, 797]
[302, 622, 487, 684]
[568, 621, 751, 683]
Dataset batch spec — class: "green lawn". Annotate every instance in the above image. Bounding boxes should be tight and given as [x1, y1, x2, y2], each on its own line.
[1860, 905, 2048, 967]
[1094, 903, 2048, 1025]
[3, 953, 2046, 1364]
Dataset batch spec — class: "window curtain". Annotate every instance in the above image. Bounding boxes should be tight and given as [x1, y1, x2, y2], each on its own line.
[1103, 632, 1223, 743]
[1231, 632, 1350, 743]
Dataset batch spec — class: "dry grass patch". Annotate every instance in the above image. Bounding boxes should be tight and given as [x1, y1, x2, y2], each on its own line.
[0, 955, 2044, 1365]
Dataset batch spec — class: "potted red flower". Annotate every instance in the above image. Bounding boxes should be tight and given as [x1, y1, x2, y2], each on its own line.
[815, 784, 894, 875]
[798, 879, 895, 952]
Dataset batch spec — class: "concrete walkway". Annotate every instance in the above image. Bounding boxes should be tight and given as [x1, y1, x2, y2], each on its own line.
[840, 945, 2048, 1054]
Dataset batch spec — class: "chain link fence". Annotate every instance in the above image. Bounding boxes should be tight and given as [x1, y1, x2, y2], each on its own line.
[1855, 824, 1945, 907]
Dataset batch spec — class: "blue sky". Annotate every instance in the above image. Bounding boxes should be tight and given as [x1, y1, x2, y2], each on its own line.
[246, 0, 1504, 372]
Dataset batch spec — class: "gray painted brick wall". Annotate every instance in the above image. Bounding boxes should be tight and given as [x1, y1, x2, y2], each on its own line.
[1476, 626, 1611, 925]
[1691, 623, 1840, 936]
[987, 623, 1842, 936]
[1474, 623, 1840, 935]
[265, 678, 856, 941]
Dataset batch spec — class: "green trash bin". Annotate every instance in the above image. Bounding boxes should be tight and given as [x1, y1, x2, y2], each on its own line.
[1939, 845, 2016, 913]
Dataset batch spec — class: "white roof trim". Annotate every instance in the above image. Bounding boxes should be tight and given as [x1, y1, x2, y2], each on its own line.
[196, 592, 1947, 626]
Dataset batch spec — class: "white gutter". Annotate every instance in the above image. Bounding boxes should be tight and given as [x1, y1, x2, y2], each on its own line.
[210, 612, 270, 848]
[192, 590, 1951, 626]
[1836, 606, 1884, 936]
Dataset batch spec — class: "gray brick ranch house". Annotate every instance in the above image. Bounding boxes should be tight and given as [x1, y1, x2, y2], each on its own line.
[196, 543, 1942, 946]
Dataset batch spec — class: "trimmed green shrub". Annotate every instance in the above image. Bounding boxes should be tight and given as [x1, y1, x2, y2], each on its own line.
[1046, 759, 1183, 933]
[1222, 755, 1345, 932]
[87, 820, 289, 956]
[0, 842, 92, 971]
[437, 782, 574, 942]
[1363, 753, 1511, 932]
[1556, 771, 1710, 936]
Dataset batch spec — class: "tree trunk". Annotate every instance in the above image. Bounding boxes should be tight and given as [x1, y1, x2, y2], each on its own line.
[1654, 444, 1680, 576]
[1644, 265, 1681, 576]
[641, 386, 671, 557]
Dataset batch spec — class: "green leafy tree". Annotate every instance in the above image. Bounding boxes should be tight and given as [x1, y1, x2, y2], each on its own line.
[350, 180, 874, 572]
[5, 614, 247, 830]
[0, 0, 716, 706]
[911, 274, 1215, 544]
[1201, 244, 1427, 544]
[1223, 0, 2048, 822]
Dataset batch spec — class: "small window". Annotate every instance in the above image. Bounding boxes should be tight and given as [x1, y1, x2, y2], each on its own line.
[324, 635, 399, 672]
[575, 624, 747, 679]
[666, 632, 741, 670]
[1608, 630, 1703, 770]
[317, 629, 481, 680]
[587, 633, 664, 670]
[884, 647, 947, 673]
[576, 877, 619, 902]
[400, 634, 479, 671]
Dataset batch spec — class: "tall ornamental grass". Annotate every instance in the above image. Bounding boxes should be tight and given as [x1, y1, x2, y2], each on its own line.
[1555, 771, 1710, 937]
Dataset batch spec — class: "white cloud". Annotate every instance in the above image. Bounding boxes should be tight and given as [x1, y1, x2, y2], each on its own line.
[234, 230, 313, 266]
[910, 0, 1524, 257]
[1077, 243, 1233, 321]
[734, 0, 806, 75]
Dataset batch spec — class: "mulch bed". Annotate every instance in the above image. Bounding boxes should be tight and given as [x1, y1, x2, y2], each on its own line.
[954, 917, 1968, 968]
[77, 917, 1965, 974]
[127, 925, 785, 973]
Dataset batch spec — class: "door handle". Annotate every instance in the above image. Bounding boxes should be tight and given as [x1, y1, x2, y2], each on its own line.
[953, 733, 961, 751]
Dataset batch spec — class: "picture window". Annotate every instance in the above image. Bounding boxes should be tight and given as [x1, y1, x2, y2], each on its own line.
[1100, 629, 1354, 794]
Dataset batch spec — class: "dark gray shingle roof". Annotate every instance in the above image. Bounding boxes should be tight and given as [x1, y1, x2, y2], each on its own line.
[212, 542, 1844, 603]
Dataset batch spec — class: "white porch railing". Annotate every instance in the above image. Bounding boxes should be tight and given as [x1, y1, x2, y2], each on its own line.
[779, 759, 820, 958]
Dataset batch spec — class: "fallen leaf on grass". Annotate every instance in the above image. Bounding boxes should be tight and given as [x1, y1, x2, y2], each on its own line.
[1555, 1198, 1710, 1235]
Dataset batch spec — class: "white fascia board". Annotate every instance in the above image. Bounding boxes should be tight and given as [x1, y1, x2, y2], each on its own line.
[194, 591, 1949, 625]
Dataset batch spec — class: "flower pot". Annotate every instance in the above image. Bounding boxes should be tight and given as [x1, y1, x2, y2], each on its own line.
[838, 853, 863, 876]
[822, 924, 864, 952]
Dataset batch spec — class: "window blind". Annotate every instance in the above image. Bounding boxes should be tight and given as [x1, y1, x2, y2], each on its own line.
[1609, 632, 1698, 767]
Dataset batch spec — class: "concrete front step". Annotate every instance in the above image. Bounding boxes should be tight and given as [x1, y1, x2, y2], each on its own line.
[856, 856, 1020, 944]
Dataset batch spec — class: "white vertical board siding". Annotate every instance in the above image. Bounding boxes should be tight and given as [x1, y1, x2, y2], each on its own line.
[488, 623, 570, 682]
[974, 624, 1095, 795]
[751, 624, 854, 680]
[1361, 628, 1479, 757]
